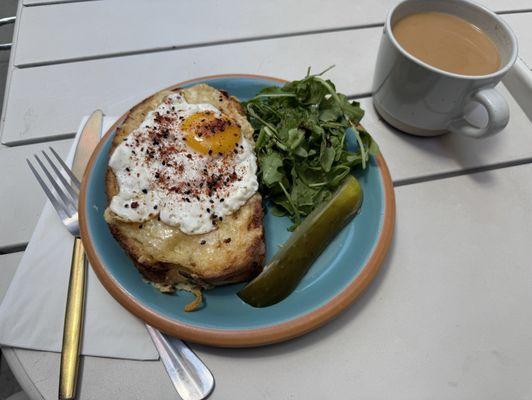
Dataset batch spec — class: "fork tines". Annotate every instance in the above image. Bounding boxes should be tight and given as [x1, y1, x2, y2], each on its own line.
[27, 147, 80, 223]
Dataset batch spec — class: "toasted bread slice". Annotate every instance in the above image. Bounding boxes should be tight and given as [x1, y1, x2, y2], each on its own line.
[104, 84, 265, 288]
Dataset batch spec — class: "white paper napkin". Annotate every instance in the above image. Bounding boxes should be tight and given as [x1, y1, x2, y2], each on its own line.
[0, 117, 158, 360]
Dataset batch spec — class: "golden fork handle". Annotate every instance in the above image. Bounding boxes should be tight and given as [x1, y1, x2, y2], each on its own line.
[59, 237, 87, 400]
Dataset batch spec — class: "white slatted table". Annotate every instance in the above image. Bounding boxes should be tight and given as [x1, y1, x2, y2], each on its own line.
[1, 1, 532, 399]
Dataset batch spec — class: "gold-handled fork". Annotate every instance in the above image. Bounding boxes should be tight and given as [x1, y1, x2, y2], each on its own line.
[27, 146, 215, 400]
[27, 147, 86, 400]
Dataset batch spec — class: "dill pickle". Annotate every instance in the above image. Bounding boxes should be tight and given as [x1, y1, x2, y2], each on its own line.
[237, 175, 363, 307]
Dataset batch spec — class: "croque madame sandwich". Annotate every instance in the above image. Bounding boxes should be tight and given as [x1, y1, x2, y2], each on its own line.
[104, 84, 265, 310]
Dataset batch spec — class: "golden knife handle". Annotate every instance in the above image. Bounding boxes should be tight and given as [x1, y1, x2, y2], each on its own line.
[59, 237, 87, 400]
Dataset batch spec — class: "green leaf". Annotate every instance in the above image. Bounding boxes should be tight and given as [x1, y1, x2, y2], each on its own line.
[318, 96, 342, 122]
[285, 77, 329, 105]
[294, 146, 308, 157]
[344, 151, 363, 166]
[369, 139, 380, 156]
[287, 128, 305, 150]
[291, 179, 318, 206]
[327, 165, 351, 187]
[320, 143, 335, 172]
[342, 98, 365, 123]
[260, 152, 284, 187]
[255, 126, 268, 149]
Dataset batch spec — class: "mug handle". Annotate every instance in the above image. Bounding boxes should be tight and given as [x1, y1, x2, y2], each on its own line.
[448, 87, 509, 138]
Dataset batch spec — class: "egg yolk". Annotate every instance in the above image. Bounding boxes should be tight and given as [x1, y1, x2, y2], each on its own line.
[181, 111, 241, 155]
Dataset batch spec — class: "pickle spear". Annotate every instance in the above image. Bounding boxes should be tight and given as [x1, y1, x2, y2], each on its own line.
[237, 175, 363, 307]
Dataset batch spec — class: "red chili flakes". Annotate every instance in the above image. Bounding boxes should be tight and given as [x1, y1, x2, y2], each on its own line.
[193, 117, 230, 138]
[131, 202, 139, 209]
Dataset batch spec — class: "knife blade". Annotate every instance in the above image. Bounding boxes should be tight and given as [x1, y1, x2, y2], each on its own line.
[71, 110, 103, 180]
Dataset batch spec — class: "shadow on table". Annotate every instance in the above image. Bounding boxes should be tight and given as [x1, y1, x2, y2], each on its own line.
[373, 106, 501, 185]
[192, 234, 398, 359]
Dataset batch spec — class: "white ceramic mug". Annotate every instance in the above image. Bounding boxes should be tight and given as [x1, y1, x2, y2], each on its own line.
[372, 0, 518, 138]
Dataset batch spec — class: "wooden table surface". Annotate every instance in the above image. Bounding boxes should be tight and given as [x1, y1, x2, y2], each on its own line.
[1, 1, 532, 399]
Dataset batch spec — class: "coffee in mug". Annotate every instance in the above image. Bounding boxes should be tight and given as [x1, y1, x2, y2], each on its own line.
[393, 11, 500, 76]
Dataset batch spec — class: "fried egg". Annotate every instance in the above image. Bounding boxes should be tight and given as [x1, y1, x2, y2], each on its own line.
[108, 92, 258, 235]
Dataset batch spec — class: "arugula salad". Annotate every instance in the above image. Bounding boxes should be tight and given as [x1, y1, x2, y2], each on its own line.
[244, 67, 378, 229]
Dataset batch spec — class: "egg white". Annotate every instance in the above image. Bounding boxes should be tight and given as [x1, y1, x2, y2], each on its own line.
[108, 93, 258, 235]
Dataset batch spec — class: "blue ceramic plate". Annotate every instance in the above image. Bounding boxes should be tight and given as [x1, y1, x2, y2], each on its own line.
[80, 75, 395, 347]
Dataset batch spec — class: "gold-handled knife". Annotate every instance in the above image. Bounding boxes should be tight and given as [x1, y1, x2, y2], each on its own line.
[60, 110, 103, 400]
